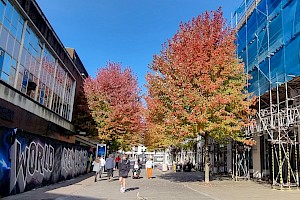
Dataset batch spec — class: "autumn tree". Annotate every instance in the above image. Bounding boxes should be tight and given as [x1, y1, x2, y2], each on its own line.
[84, 62, 143, 151]
[72, 88, 98, 138]
[145, 8, 254, 182]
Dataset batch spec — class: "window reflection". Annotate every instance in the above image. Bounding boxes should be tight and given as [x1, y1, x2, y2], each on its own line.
[0, 0, 75, 120]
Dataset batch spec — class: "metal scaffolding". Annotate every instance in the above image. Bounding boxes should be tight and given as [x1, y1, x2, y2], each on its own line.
[232, 142, 251, 181]
[234, 0, 300, 189]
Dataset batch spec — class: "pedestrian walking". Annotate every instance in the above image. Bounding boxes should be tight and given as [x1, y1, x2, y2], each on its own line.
[105, 154, 114, 180]
[146, 158, 153, 179]
[99, 156, 106, 178]
[137, 157, 141, 165]
[92, 157, 101, 182]
[115, 155, 121, 169]
[119, 154, 130, 193]
[132, 161, 141, 179]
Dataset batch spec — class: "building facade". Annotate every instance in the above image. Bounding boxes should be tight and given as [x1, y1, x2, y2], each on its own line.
[0, 0, 92, 197]
[235, 0, 300, 188]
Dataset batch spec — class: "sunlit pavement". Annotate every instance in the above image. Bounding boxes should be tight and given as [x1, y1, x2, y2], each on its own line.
[3, 168, 300, 200]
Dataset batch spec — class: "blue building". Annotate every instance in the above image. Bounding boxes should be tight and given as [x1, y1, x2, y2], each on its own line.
[235, 0, 300, 188]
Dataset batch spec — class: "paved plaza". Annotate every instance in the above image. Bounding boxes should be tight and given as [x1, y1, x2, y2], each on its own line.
[3, 168, 300, 200]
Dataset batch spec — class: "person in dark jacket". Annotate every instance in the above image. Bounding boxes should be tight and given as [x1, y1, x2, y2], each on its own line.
[119, 154, 130, 193]
[105, 154, 115, 180]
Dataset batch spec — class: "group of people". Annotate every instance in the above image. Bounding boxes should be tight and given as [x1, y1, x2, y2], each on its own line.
[92, 154, 154, 193]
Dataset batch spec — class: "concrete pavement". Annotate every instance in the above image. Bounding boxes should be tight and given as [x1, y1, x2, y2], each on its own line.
[2, 168, 300, 200]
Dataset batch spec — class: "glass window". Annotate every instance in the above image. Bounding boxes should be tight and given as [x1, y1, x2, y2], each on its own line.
[24, 51, 31, 70]
[0, 27, 8, 49]
[2, 52, 11, 74]
[11, 58, 16, 69]
[44, 86, 50, 108]
[11, 8, 18, 29]
[39, 82, 45, 105]
[7, 5, 24, 44]
[20, 47, 26, 64]
[27, 73, 37, 98]
[23, 26, 41, 59]
[21, 68, 28, 93]
[40, 48, 55, 109]
[4, 2, 12, 21]
[1, 70, 8, 82]
[0, 48, 3, 79]
[52, 93, 61, 114]
[0, 0, 6, 23]
[17, 64, 24, 89]
[10, 24, 16, 37]
[3, 17, 9, 30]
[6, 33, 14, 55]
[16, 70, 22, 88]
[9, 65, 15, 85]
[13, 40, 20, 59]
[0, 52, 16, 86]
[61, 75, 74, 119]
[23, 28, 30, 49]
[16, 20, 23, 41]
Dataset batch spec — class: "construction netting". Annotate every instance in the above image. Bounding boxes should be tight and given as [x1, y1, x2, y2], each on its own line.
[234, 0, 300, 96]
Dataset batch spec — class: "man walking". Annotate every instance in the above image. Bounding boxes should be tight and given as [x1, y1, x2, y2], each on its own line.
[115, 155, 121, 169]
[105, 154, 114, 180]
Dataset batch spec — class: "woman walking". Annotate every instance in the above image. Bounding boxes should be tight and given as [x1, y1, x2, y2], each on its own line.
[119, 154, 130, 193]
[92, 157, 101, 182]
[146, 158, 153, 179]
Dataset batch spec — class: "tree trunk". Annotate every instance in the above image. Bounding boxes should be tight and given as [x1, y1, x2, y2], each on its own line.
[204, 135, 210, 183]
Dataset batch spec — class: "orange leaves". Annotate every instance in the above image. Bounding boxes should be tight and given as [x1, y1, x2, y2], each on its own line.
[145, 8, 255, 147]
[244, 139, 257, 146]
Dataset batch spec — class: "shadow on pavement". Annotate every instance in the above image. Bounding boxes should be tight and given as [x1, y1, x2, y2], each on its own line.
[3, 191, 105, 200]
[210, 175, 232, 181]
[133, 176, 144, 179]
[157, 171, 203, 183]
[108, 178, 120, 182]
[2, 173, 95, 200]
[158, 171, 235, 183]
[125, 187, 139, 192]
[41, 194, 106, 200]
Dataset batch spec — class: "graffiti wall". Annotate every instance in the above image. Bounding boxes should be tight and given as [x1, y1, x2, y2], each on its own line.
[0, 127, 91, 197]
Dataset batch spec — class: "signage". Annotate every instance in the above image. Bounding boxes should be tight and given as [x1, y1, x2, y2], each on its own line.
[96, 144, 106, 158]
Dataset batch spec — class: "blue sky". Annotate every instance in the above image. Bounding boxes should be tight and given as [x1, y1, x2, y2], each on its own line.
[36, 0, 242, 94]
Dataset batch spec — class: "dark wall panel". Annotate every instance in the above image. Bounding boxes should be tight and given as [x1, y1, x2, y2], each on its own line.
[0, 126, 92, 197]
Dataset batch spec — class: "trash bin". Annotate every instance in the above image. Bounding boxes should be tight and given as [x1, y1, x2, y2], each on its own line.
[183, 163, 192, 172]
[176, 163, 182, 172]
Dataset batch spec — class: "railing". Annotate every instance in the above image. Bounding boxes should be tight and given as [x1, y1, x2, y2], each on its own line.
[246, 97, 300, 136]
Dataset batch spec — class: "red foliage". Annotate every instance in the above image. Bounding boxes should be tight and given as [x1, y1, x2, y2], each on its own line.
[84, 62, 143, 146]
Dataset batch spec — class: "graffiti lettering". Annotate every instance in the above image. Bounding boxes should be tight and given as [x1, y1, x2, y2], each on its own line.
[61, 148, 88, 179]
[0, 129, 91, 197]
[9, 140, 54, 193]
